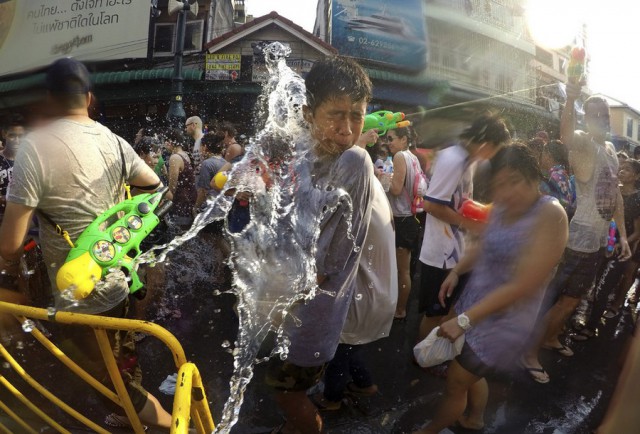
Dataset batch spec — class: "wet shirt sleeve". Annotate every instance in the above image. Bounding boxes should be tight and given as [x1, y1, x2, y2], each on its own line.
[7, 137, 43, 208]
[315, 148, 373, 278]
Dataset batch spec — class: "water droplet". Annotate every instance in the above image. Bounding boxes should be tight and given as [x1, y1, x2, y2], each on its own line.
[314, 352, 320, 358]
[22, 320, 35, 333]
[214, 309, 221, 314]
[15, 341, 24, 350]
[47, 307, 56, 317]
[353, 246, 361, 253]
[367, 244, 374, 251]
[354, 293, 363, 301]
[213, 290, 221, 296]
[221, 340, 231, 348]
[2, 362, 10, 369]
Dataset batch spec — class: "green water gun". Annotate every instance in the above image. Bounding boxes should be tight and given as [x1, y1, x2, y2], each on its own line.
[362, 110, 411, 146]
[56, 187, 172, 300]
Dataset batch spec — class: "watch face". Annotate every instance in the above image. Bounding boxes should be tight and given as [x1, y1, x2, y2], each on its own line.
[458, 314, 470, 329]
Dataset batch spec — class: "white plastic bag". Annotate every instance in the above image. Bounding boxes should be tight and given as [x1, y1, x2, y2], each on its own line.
[413, 326, 465, 368]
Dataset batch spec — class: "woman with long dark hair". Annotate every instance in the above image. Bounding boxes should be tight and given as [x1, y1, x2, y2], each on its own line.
[413, 143, 568, 433]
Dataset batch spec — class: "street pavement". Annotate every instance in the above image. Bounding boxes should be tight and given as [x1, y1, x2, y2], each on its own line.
[0, 234, 636, 433]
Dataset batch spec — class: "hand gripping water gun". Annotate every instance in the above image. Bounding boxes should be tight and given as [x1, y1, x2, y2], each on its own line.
[459, 199, 492, 223]
[362, 111, 411, 146]
[567, 46, 586, 85]
[607, 220, 617, 253]
[56, 187, 172, 300]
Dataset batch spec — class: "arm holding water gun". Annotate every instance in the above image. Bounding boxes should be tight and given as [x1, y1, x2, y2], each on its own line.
[362, 111, 411, 146]
[560, 46, 586, 152]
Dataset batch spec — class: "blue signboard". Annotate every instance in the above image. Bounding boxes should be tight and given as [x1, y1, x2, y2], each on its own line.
[331, 0, 427, 71]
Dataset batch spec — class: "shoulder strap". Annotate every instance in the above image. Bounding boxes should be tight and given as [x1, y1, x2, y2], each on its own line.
[39, 136, 131, 247]
[116, 137, 131, 200]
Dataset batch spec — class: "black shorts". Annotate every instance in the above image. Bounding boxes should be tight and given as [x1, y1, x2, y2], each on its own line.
[419, 263, 469, 317]
[394, 216, 419, 250]
[456, 341, 495, 379]
[264, 358, 325, 392]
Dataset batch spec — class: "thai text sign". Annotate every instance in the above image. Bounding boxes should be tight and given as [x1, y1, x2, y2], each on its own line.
[205, 53, 241, 81]
[0, 0, 150, 77]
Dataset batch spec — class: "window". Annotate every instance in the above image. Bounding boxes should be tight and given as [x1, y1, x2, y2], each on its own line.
[627, 118, 634, 138]
[154, 23, 174, 56]
[153, 20, 204, 57]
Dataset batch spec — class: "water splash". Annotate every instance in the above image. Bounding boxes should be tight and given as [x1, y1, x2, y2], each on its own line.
[135, 42, 356, 433]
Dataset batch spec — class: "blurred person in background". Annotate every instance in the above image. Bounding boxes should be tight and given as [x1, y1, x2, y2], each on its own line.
[414, 143, 567, 433]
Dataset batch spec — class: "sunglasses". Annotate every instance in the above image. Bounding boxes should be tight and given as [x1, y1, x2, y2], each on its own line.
[384, 135, 396, 142]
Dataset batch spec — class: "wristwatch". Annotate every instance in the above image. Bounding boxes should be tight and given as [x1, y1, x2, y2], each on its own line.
[457, 313, 472, 331]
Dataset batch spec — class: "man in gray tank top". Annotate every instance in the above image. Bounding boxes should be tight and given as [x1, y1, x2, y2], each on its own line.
[523, 83, 631, 380]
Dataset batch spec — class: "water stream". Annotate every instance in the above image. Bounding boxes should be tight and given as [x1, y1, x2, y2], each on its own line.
[135, 42, 352, 433]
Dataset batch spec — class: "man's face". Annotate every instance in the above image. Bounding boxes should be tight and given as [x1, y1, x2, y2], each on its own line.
[185, 120, 197, 137]
[585, 102, 610, 138]
[304, 95, 367, 156]
[2, 126, 25, 151]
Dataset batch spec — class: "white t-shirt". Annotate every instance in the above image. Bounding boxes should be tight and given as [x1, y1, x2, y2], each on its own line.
[341, 177, 398, 345]
[419, 143, 474, 269]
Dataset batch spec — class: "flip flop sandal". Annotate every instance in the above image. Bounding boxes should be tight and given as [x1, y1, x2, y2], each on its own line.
[541, 343, 574, 357]
[104, 413, 148, 431]
[521, 365, 550, 384]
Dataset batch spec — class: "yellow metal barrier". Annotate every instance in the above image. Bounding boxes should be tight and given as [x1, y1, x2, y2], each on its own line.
[0, 301, 215, 433]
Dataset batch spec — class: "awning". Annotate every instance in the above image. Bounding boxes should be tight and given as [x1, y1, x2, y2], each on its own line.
[0, 68, 204, 93]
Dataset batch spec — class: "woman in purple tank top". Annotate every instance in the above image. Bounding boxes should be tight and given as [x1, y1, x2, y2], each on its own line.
[414, 144, 568, 434]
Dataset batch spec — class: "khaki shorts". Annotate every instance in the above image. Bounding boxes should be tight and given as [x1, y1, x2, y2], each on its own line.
[265, 358, 325, 392]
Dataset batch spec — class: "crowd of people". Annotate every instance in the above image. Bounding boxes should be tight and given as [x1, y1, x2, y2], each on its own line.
[0, 54, 637, 434]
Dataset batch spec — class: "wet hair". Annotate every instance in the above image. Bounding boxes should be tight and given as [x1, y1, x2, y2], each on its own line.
[623, 158, 640, 175]
[164, 128, 190, 151]
[617, 150, 629, 161]
[393, 125, 419, 147]
[305, 56, 372, 112]
[3, 113, 25, 130]
[134, 136, 160, 156]
[200, 131, 225, 155]
[545, 140, 570, 168]
[527, 137, 545, 161]
[584, 96, 609, 115]
[138, 127, 155, 136]
[219, 121, 236, 138]
[490, 142, 541, 183]
[460, 113, 511, 147]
